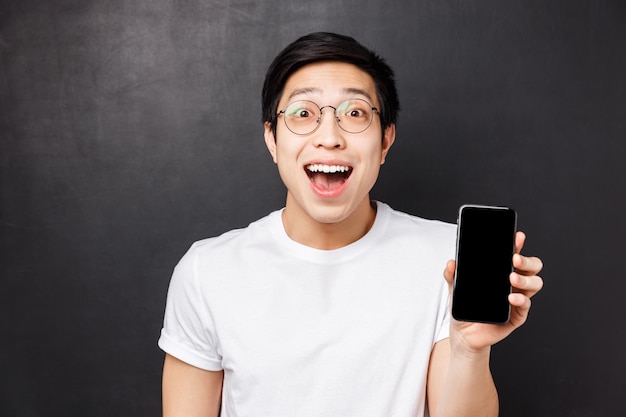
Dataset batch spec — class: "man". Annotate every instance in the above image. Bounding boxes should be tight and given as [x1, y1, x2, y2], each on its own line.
[159, 32, 544, 417]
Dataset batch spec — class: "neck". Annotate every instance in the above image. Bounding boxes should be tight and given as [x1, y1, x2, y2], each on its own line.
[281, 195, 377, 250]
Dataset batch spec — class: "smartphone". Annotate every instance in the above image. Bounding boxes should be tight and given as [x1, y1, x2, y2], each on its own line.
[452, 205, 517, 324]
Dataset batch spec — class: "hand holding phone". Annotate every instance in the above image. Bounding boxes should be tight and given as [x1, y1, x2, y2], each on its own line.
[452, 205, 517, 324]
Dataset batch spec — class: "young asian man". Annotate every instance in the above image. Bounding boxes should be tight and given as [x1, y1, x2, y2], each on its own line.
[159, 32, 544, 417]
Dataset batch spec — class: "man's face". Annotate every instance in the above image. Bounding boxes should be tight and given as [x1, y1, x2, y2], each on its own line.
[264, 61, 395, 227]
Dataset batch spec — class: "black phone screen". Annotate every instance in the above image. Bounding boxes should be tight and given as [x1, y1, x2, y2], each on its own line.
[452, 205, 517, 324]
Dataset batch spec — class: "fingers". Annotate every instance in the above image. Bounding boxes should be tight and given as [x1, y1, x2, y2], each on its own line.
[513, 253, 544, 276]
[508, 292, 532, 328]
[511, 232, 544, 298]
[514, 231, 526, 254]
[508, 292, 528, 306]
[513, 232, 544, 276]
[511, 271, 544, 297]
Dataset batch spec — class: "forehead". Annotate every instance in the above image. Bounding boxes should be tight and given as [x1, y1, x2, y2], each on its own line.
[280, 62, 378, 106]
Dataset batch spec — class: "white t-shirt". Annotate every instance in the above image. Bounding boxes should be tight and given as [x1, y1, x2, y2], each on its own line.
[159, 201, 456, 417]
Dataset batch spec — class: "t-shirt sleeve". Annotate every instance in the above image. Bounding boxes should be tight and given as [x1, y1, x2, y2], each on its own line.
[434, 228, 454, 343]
[434, 281, 451, 343]
[158, 244, 223, 371]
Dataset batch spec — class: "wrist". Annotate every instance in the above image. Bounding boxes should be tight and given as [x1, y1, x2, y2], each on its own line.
[449, 336, 492, 363]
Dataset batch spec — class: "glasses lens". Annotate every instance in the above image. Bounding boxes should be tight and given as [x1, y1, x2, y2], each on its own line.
[283, 101, 320, 135]
[336, 99, 374, 133]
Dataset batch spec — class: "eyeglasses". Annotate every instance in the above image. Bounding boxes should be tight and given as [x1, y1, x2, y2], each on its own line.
[276, 99, 379, 135]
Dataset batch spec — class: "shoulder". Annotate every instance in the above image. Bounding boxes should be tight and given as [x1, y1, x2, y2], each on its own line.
[378, 202, 457, 243]
[174, 210, 282, 275]
[192, 210, 278, 249]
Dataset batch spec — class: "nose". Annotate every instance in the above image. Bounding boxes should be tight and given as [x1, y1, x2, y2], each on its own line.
[312, 106, 345, 149]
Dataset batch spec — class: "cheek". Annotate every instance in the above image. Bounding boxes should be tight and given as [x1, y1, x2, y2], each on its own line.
[274, 138, 298, 170]
[363, 142, 385, 166]
[355, 144, 385, 185]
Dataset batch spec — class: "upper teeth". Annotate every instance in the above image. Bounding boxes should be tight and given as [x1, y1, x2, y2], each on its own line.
[307, 164, 350, 173]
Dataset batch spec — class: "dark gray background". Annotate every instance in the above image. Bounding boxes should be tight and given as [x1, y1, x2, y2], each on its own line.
[1, 1, 625, 416]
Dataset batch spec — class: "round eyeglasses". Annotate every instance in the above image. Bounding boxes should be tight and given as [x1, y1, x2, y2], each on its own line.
[277, 99, 379, 135]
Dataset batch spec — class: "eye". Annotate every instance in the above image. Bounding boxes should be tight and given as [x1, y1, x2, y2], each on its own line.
[285, 101, 318, 119]
[348, 109, 365, 117]
[296, 109, 313, 118]
[339, 100, 371, 119]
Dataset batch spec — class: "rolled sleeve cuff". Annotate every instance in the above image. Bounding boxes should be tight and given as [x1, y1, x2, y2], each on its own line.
[158, 330, 223, 371]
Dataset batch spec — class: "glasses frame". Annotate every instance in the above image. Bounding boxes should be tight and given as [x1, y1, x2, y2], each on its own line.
[276, 98, 379, 136]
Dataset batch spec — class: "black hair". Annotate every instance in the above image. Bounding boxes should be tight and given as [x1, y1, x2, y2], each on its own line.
[262, 32, 399, 136]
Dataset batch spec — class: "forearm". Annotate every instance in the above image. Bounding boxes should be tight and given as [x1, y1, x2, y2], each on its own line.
[433, 346, 498, 417]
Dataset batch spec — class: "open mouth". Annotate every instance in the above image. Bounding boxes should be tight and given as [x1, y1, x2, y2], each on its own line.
[305, 164, 352, 191]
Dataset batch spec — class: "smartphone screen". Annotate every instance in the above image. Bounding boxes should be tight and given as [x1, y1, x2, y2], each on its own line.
[452, 205, 517, 324]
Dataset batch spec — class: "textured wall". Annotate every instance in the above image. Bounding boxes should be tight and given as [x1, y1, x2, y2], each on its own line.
[1, 1, 625, 415]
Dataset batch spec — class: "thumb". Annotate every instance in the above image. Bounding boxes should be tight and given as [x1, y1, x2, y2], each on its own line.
[443, 259, 456, 293]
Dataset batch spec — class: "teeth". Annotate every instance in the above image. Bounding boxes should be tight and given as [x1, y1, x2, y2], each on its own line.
[307, 164, 350, 173]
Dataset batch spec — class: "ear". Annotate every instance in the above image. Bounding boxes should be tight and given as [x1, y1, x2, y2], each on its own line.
[380, 124, 396, 165]
[264, 122, 278, 164]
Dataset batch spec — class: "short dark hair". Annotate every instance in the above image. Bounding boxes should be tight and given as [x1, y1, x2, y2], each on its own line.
[262, 32, 399, 136]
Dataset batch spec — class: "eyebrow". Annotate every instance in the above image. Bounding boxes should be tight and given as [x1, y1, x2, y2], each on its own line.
[286, 87, 321, 102]
[342, 88, 373, 102]
[285, 87, 374, 103]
